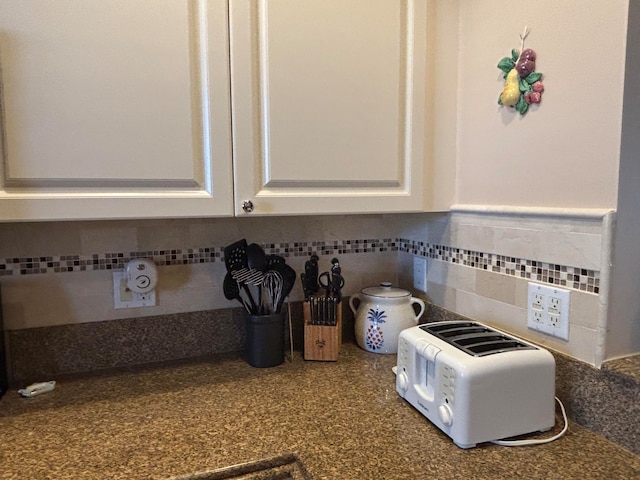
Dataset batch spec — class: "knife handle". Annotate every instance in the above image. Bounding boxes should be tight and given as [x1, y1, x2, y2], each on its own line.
[303, 299, 312, 325]
[300, 272, 309, 300]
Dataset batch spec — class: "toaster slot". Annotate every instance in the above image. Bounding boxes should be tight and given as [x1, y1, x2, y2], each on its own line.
[420, 321, 537, 356]
[465, 340, 533, 356]
[453, 333, 511, 345]
[426, 325, 493, 339]
[425, 322, 480, 334]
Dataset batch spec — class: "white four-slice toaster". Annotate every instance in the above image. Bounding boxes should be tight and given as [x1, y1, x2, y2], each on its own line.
[396, 321, 556, 448]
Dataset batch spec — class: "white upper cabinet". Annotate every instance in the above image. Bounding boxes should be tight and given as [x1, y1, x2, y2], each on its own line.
[0, 0, 433, 220]
[0, 0, 234, 220]
[230, 0, 428, 215]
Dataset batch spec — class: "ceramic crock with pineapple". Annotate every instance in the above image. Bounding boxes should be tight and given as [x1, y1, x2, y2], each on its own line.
[350, 282, 426, 354]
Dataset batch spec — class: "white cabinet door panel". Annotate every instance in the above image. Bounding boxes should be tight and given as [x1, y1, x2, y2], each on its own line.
[230, 0, 427, 215]
[0, 0, 233, 220]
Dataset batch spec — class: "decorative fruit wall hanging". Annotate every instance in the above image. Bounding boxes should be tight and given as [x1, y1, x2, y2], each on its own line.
[497, 26, 544, 115]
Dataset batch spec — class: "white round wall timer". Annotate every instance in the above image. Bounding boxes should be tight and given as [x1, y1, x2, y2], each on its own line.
[125, 258, 158, 294]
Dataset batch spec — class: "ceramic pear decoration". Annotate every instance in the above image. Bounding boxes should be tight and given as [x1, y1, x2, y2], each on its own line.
[497, 26, 545, 115]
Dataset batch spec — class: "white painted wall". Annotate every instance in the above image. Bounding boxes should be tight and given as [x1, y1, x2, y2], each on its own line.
[455, 0, 628, 209]
[441, 0, 640, 363]
[607, 0, 640, 360]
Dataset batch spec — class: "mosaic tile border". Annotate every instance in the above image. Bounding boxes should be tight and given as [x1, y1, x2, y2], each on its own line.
[398, 238, 600, 294]
[0, 237, 599, 294]
[0, 239, 397, 276]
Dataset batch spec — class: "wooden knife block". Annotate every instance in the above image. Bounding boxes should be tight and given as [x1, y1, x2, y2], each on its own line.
[303, 300, 341, 361]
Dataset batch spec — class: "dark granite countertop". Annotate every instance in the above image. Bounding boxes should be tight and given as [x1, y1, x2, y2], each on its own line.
[603, 354, 640, 383]
[1, 344, 638, 480]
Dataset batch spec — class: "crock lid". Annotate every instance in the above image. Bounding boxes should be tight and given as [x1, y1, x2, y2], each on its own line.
[361, 282, 411, 298]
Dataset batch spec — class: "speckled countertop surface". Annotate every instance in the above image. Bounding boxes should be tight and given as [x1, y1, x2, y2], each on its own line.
[603, 354, 640, 383]
[1, 344, 638, 480]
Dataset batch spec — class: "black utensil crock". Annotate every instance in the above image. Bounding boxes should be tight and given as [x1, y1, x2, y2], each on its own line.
[245, 312, 285, 368]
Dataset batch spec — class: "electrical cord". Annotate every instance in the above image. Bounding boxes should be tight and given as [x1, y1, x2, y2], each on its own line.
[491, 396, 568, 446]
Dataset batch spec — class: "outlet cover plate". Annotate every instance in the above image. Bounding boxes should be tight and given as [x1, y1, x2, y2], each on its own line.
[413, 256, 427, 292]
[527, 282, 570, 340]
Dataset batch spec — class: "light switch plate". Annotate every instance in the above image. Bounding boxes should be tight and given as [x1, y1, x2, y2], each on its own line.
[413, 256, 427, 292]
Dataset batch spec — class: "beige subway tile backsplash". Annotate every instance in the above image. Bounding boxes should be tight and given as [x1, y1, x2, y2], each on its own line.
[80, 222, 139, 255]
[453, 222, 495, 253]
[569, 290, 602, 330]
[475, 269, 517, 305]
[455, 290, 526, 334]
[422, 282, 458, 312]
[0, 211, 607, 366]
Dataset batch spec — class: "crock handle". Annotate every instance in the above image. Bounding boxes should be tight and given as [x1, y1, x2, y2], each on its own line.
[349, 293, 361, 316]
[411, 297, 426, 322]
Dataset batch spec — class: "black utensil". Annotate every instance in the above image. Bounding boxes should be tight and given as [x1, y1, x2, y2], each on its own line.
[246, 243, 267, 272]
[223, 271, 250, 313]
[271, 262, 296, 313]
[300, 272, 310, 300]
[318, 271, 332, 297]
[231, 268, 263, 285]
[318, 271, 343, 299]
[224, 239, 248, 272]
[330, 257, 344, 302]
[224, 239, 258, 313]
[246, 243, 267, 311]
[265, 254, 285, 267]
[262, 270, 283, 314]
[304, 255, 319, 296]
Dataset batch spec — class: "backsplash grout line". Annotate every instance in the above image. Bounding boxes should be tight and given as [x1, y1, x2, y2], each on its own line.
[0, 237, 599, 293]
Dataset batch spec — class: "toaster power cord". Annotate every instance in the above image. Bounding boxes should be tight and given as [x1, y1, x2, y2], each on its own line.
[491, 396, 568, 447]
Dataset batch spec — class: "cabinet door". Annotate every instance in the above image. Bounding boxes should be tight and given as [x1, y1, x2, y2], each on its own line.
[230, 0, 427, 216]
[0, 0, 233, 221]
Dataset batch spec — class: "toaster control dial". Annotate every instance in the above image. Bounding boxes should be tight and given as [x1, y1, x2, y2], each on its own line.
[397, 370, 409, 393]
[438, 404, 453, 426]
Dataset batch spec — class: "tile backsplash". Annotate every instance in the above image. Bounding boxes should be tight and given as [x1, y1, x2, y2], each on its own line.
[0, 210, 612, 366]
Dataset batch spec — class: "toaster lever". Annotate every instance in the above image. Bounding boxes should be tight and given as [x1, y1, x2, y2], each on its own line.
[417, 340, 440, 361]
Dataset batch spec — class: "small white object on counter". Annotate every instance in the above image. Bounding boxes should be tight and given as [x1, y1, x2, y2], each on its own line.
[18, 381, 56, 398]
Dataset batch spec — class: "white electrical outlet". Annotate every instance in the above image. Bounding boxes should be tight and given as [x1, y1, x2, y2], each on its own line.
[533, 293, 544, 309]
[532, 310, 544, 323]
[413, 256, 427, 292]
[548, 296, 560, 314]
[113, 270, 156, 309]
[527, 282, 570, 340]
